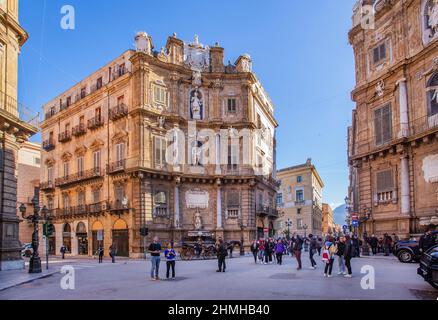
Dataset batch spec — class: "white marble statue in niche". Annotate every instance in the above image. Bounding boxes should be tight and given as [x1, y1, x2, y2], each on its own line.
[190, 89, 203, 120]
[429, 0, 438, 36]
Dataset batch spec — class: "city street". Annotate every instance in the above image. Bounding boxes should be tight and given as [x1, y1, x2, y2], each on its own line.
[0, 254, 436, 300]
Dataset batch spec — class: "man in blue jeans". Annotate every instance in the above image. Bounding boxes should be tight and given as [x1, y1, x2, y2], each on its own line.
[148, 236, 162, 280]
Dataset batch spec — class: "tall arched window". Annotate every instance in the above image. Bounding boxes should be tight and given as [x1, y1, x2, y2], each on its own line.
[426, 72, 438, 117]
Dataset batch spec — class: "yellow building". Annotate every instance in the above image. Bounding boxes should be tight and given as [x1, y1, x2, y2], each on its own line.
[40, 32, 279, 258]
[0, 0, 38, 270]
[276, 159, 324, 238]
[322, 203, 334, 236]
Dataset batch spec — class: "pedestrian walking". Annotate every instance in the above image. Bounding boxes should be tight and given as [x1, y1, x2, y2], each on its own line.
[264, 238, 273, 264]
[258, 240, 265, 263]
[308, 234, 318, 269]
[97, 245, 104, 263]
[352, 235, 360, 257]
[293, 235, 304, 270]
[109, 244, 116, 263]
[274, 239, 285, 265]
[216, 238, 228, 272]
[369, 234, 378, 255]
[317, 237, 323, 256]
[336, 236, 346, 275]
[165, 242, 176, 280]
[250, 240, 259, 264]
[322, 237, 337, 277]
[60, 244, 66, 259]
[383, 233, 392, 256]
[344, 235, 354, 277]
[148, 236, 162, 280]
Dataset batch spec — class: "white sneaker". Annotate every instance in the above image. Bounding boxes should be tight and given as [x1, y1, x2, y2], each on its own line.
[337, 272, 342, 275]
[324, 273, 327, 277]
[327, 275, 332, 278]
[344, 274, 352, 278]
[309, 267, 316, 270]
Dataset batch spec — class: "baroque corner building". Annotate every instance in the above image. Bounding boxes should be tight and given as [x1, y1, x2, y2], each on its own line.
[348, 0, 438, 239]
[40, 32, 279, 258]
[0, 0, 38, 270]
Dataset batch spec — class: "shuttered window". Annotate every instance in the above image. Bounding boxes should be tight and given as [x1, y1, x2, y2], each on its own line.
[154, 136, 166, 167]
[116, 143, 125, 162]
[374, 104, 392, 146]
[227, 191, 240, 208]
[373, 43, 386, 65]
[93, 150, 101, 170]
[154, 85, 167, 105]
[376, 169, 394, 192]
[227, 98, 237, 113]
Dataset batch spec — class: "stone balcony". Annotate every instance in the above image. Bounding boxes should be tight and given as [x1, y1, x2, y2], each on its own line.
[87, 116, 104, 130]
[72, 124, 87, 137]
[58, 131, 72, 143]
[42, 139, 56, 152]
[109, 104, 128, 121]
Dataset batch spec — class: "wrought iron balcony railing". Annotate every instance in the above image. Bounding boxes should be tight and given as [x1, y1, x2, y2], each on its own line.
[0, 90, 40, 127]
[55, 168, 103, 187]
[40, 181, 55, 191]
[107, 159, 126, 174]
[87, 116, 104, 130]
[256, 205, 278, 218]
[58, 131, 72, 143]
[109, 104, 128, 121]
[42, 139, 56, 151]
[72, 123, 87, 137]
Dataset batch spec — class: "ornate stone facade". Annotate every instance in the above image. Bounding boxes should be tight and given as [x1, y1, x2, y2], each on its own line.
[348, 0, 438, 239]
[40, 33, 278, 258]
[0, 0, 38, 270]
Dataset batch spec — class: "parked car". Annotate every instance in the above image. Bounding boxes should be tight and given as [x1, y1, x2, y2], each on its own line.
[394, 231, 438, 263]
[21, 243, 33, 257]
[417, 244, 438, 290]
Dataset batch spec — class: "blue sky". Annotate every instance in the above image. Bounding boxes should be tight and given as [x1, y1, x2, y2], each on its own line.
[18, 0, 356, 209]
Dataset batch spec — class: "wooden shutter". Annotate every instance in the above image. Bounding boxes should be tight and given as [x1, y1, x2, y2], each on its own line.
[374, 104, 392, 145]
[376, 169, 394, 192]
[227, 191, 239, 207]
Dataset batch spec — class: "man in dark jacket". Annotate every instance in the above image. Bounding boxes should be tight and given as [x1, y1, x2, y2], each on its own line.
[216, 239, 228, 272]
[383, 234, 392, 256]
[264, 239, 273, 264]
[344, 235, 354, 277]
[307, 234, 317, 269]
[419, 227, 437, 253]
[293, 235, 304, 270]
[250, 240, 259, 263]
[369, 235, 378, 255]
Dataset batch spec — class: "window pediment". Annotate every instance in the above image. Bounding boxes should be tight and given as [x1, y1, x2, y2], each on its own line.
[45, 157, 56, 166]
[74, 145, 87, 156]
[89, 139, 104, 151]
[111, 131, 128, 144]
[61, 152, 72, 162]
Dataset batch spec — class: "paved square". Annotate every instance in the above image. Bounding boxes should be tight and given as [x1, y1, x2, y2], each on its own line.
[0, 255, 436, 300]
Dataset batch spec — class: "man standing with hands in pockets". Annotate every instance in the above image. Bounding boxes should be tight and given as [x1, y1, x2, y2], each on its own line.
[148, 236, 162, 280]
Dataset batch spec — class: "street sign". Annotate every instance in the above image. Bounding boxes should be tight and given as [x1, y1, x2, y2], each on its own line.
[263, 228, 269, 233]
[352, 220, 359, 227]
[343, 225, 348, 230]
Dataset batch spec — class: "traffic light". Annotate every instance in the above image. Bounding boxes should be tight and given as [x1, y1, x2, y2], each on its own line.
[47, 224, 54, 236]
[140, 227, 148, 236]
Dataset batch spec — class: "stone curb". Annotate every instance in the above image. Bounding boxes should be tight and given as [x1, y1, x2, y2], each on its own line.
[0, 270, 58, 292]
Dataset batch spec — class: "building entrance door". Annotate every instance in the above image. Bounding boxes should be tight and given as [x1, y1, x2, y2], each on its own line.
[112, 229, 129, 257]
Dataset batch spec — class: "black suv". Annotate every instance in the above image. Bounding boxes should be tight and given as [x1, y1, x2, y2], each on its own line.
[417, 244, 438, 290]
[394, 231, 438, 263]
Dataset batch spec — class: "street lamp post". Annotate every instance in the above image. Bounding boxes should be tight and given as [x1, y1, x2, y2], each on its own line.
[239, 221, 245, 256]
[285, 218, 293, 240]
[19, 196, 50, 274]
[360, 206, 372, 256]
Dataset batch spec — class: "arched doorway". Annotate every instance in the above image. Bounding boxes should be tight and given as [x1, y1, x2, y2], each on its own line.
[112, 219, 129, 257]
[91, 221, 104, 255]
[76, 222, 88, 255]
[63, 223, 72, 253]
[48, 224, 56, 255]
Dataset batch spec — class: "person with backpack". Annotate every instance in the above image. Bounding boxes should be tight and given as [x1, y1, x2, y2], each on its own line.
[344, 235, 354, 278]
[322, 237, 337, 277]
[165, 242, 176, 280]
[216, 238, 228, 272]
[293, 235, 304, 270]
[308, 234, 318, 269]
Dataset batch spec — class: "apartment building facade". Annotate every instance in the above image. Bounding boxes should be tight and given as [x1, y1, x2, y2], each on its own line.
[40, 33, 278, 257]
[276, 159, 324, 238]
[348, 0, 438, 238]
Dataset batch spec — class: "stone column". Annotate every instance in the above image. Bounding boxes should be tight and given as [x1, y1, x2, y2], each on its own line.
[216, 179, 223, 229]
[0, 133, 24, 270]
[400, 153, 410, 215]
[397, 78, 409, 138]
[174, 178, 180, 228]
[215, 134, 221, 175]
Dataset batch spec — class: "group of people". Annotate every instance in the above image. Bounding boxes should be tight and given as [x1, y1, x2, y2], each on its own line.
[250, 234, 356, 277]
[366, 233, 398, 256]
